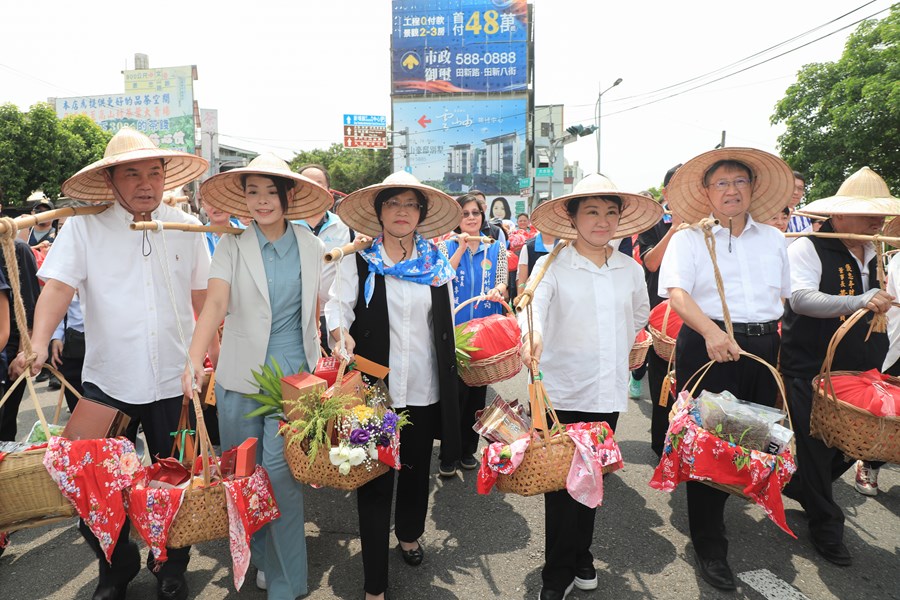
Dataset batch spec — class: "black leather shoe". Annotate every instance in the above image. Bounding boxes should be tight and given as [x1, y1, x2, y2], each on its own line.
[158, 575, 189, 600]
[812, 538, 852, 566]
[397, 541, 424, 566]
[94, 542, 140, 600]
[92, 583, 128, 600]
[695, 553, 736, 591]
[537, 580, 574, 600]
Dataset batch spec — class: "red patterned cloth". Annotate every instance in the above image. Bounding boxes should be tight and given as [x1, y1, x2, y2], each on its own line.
[43, 437, 144, 562]
[650, 392, 797, 537]
[126, 484, 185, 565]
[222, 466, 280, 590]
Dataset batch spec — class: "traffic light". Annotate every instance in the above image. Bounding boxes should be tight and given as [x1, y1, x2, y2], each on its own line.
[566, 124, 598, 137]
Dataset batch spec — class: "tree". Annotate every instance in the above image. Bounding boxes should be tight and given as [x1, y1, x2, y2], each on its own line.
[289, 143, 392, 194]
[0, 103, 111, 206]
[771, 6, 898, 201]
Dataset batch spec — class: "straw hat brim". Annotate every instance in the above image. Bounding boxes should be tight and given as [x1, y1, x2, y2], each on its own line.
[799, 195, 900, 218]
[882, 216, 900, 238]
[62, 149, 209, 202]
[666, 147, 794, 224]
[200, 168, 333, 221]
[530, 191, 664, 240]
[336, 182, 461, 239]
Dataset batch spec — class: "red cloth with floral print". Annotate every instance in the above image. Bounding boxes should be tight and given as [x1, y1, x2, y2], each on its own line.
[650, 392, 797, 537]
[127, 481, 185, 565]
[43, 437, 144, 562]
[223, 466, 281, 590]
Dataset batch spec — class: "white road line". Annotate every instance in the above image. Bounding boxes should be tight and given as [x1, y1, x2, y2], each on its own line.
[738, 569, 812, 600]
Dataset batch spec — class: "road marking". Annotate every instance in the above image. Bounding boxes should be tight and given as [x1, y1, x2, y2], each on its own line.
[738, 569, 811, 600]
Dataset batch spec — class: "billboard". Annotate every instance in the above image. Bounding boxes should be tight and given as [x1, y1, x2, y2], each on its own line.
[123, 66, 196, 153]
[392, 95, 526, 195]
[391, 0, 528, 95]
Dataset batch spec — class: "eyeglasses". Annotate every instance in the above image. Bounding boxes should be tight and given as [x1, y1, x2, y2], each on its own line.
[383, 200, 421, 211]
[707, 178, 751, 192]
[461, 210, 481, 218]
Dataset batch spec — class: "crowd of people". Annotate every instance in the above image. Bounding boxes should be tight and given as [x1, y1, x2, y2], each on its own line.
[0, 127, 896, 600]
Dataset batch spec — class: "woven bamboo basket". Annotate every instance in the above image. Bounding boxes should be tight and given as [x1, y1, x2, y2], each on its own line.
[163, 390, 229, 548]
[284, 438, 388, 491]
[648, 302, 677, 361]
[629, 330, 652, 370]
[0, 448, 76, 531]
[684, 352, 793, 499]
[495, 432, 618, 496]
[455, 297, 522, 387]
[810, 308, 900, 463]
[0, 366, 79, 532]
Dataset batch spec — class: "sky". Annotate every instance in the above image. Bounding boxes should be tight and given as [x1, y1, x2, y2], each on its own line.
[1, 0, 893, 194]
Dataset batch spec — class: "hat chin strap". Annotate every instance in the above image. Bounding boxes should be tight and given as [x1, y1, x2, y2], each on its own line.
[571, 219, 611, 266]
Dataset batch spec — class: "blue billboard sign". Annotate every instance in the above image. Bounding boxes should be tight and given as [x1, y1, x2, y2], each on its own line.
[392, 95, 527, 195]
[391, 0, 529, 95]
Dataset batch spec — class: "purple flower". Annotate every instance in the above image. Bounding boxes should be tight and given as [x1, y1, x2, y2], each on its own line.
[382, 412, 398, 434]
[349, 428, 370, 445]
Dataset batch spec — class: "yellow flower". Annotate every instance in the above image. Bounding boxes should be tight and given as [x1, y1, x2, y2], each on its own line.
[352, 405, 375, 422]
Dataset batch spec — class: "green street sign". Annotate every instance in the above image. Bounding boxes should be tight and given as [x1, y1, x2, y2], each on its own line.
[535, 167, 553, 177]
[519, 177, 532, 188]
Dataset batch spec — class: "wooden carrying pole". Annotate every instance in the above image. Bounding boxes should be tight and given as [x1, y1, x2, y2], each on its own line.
[323, 234, 494, 263]
[513, 240, 569, 312]
[785, 231, 900, 245]
[0, 204, 111, 235]
[130, 222, 244, 234]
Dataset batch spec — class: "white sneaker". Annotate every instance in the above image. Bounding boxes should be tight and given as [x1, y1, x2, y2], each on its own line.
[854, 461, 879, 496]
[256, 570, 267, 590]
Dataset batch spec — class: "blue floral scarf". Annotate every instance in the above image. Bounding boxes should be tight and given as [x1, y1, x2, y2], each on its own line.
[359, 233, 455, 306]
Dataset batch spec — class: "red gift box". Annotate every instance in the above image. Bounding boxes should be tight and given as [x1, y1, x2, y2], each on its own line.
[314, 357, 342, 388]
[148, 457, 191, 487]
[281, 372, 328, 421]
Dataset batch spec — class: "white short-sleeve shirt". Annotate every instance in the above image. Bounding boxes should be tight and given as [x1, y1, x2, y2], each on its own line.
[659, 216, 790, 322]
[39, 202, 210, 404]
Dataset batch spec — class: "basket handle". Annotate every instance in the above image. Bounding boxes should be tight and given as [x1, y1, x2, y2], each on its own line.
[453, 295, 514, 323]
[186, 389, 219, 488]
[661, 301, 672, 334]
[0, 364, 76, 441]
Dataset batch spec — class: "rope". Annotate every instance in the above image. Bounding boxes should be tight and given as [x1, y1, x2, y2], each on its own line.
[870, 234, 888, 334]
[0, 217, 36, 366]
[676, 218, 734, 339]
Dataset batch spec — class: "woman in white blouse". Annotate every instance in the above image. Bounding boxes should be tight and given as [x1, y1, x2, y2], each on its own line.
[324, 172, 462, 600]
[520, 174, 659, 600]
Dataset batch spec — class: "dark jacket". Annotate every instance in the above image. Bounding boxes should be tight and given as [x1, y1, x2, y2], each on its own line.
[349, 253, 461, 462]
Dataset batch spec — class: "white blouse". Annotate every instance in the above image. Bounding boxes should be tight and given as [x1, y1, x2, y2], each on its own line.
[519, 245, 650, 413]
[324, 246, 444, 408]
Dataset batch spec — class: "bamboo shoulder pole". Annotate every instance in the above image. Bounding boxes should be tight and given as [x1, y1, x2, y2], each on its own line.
[129, 221, 245, 234]
[514, 240, 569, 312]
[323, 234, 494, 263]
[0, 204, 111, 235]
[785, 231, 900, 245]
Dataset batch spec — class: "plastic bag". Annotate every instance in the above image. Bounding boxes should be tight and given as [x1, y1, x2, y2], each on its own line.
[697, 390, 784, 452]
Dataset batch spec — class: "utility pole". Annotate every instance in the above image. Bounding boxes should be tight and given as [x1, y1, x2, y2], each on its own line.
[390, 127, 411, 171]
[595, 78, 623, 174]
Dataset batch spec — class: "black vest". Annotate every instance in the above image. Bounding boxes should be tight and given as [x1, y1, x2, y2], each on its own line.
[349, 253, 461, 461]
[781, 223, 887, 379]
[525, 237, 548, 276]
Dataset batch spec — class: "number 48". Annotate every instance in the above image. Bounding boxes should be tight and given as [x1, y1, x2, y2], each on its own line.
[465, 10, 499, 36]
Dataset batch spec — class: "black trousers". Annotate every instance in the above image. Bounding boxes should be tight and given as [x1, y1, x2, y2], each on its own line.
[357, 402, 439, 595]
[782, 375, 860, 545]
[648, 349, 672, 457]
[80, 382, 190, 584]
[56, 342, 85, 413]
[675, 324, 779, 560]
[542, 410, 619, 591]
[458, 379, 488, 458]
[0, 342, 23, 441]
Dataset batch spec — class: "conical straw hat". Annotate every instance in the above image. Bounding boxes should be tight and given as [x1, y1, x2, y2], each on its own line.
[802, 167, 900, 218]
[666, 147, 794, 224]
[61, 127, 208, 202]
[337, 171, 461, 239]
[200, 153, 333, 220]
[530, 173, 664, 240]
